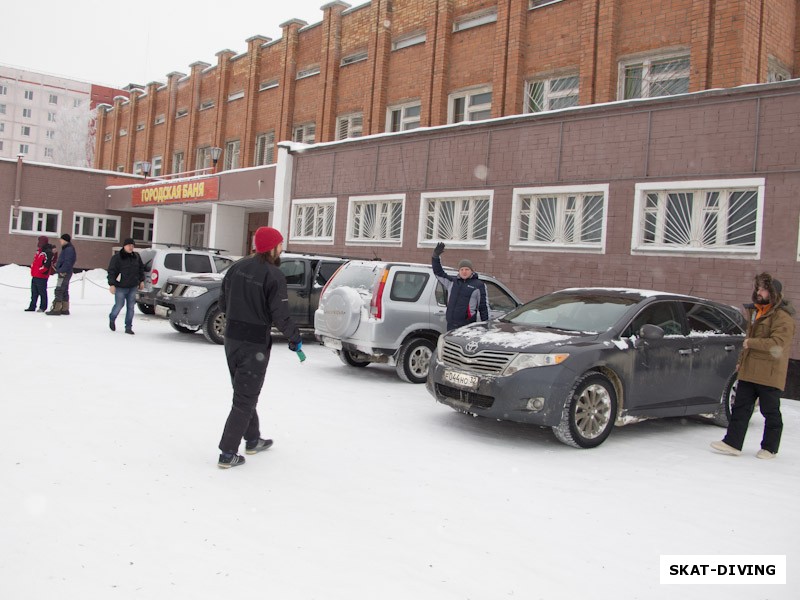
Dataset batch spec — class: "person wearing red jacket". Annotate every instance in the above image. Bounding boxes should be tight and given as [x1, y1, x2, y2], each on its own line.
[25, 236, 54, 312]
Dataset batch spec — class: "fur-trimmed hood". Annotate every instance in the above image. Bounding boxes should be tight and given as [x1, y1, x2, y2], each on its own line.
[746, 272, 795, 316]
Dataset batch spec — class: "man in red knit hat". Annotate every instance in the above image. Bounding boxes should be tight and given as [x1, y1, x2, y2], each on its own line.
[216, 226, 304, 468]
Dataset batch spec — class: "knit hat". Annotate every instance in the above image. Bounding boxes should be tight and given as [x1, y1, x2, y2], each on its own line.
[60, 233, 71, 243]
[254, 227, 284, 253]
[37, 236, 49, 248]
[123, 238, 136, 247]
[458, 259, 474, 271]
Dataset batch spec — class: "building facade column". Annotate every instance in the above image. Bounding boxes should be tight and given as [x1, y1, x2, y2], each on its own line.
[164, 71, 186, 173]
[493, 0, 529, 117]
[187, 61, 211, 170]
[277, 20, 307, 144]
[318, 2, 349, 141]
[424, 0, 454, 127]
[242, 36, 271, 167]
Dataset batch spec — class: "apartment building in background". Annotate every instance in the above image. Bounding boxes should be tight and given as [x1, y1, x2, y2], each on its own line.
[0, 64, 128, 167]
[94, 0, 797, 175]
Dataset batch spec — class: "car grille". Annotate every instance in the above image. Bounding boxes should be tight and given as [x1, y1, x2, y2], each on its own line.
[436, 384, 494, 409]
[441, 340, 515, 374]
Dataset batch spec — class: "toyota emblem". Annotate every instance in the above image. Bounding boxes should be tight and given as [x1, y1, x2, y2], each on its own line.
[465, 341, 479, 354]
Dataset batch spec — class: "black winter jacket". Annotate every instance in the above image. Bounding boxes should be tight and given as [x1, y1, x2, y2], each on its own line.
[56, 243, 77, 274]
[107, 249, 145, 288]
[432, 255, 489, 331]
[219, 255, 302, 345]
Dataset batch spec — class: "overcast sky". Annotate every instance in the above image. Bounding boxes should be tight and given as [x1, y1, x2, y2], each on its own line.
[1, 0, 349, 88]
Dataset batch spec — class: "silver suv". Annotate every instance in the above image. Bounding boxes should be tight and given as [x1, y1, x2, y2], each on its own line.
[314, 260, 521, 383]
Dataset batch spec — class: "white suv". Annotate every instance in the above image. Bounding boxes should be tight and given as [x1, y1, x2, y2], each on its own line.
[135, 245, 235, 314]
[314, 260, 521, 383]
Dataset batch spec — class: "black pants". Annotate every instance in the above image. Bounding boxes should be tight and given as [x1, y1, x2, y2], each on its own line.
[54, 272, 72, 302]
[29, 277, 48, 310]
[218, 338, 271, 454]
[723, 380, 783, 454]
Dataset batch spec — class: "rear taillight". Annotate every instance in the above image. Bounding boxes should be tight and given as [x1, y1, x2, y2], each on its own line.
[370, 268, 389, 319]
[151, 269, 159, 285]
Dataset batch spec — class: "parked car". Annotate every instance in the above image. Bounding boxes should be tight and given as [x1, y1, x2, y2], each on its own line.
[427, 288, 746, 448]
[136, 244, 235, 314]
[314, 260, 521, 383]
[156, 252, 349, 344]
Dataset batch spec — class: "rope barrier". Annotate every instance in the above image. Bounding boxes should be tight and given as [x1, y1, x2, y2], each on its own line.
[0, 272, 109, 291]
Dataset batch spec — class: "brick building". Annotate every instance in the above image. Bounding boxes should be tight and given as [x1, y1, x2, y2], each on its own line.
[93, 0, 798, 176]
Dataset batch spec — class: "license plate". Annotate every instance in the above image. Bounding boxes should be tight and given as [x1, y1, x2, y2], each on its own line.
[155, 305, 169, 318]
[323, 337, 343, 351]
[444, 369, 479, 390]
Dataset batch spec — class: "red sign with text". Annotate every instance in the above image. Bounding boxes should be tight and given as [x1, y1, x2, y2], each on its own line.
[132, 177, 220, 207]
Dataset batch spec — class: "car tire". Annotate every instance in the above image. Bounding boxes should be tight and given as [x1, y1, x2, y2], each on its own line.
[202, 305, 225, 345]
[553, 371, 617, 449]
[395, 337, 435, 384]
[170, 322, 196, 334]
[711, 376, 737, 427]
[321, 287, 363, 338]
[137, 302, 155, 315]
[339, 350, 371, 368]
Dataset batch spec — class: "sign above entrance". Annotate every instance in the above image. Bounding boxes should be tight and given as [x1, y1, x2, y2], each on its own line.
[132, 177, 220, 207]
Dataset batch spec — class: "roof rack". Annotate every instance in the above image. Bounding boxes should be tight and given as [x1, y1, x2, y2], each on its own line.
[150, 242, 228, 254]
[283, 249, 381, 261]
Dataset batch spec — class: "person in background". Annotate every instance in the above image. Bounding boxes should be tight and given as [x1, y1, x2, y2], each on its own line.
[47, 233, 77, 316]
[107, 238, 145, 335]
[711, 273, 795, 459]
[25, 236, 54, 313]
[217, 226, 304, 469]
[431, 242, 489, 331]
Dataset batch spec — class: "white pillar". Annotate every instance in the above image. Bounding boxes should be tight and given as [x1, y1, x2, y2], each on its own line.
[153, 207, 185, 246]
[210, 204, 247, 256]
[273, 144, 295, 237]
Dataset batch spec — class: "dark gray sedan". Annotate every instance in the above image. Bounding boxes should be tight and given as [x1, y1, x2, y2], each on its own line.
[427, 288, 746, 448]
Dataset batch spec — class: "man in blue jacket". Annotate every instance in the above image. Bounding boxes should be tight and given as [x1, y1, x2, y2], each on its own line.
[432, 242, 488, 331]
[47, 233, 77, 316]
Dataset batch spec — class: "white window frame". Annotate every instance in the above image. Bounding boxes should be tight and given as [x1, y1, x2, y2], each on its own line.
[228, 90, 245, 102]
[341, 51, 368, 67]
[418, 190, 493, 249]
[22, 108, 32, 119]
[336, 113, 363, 140]
[172, 151, 185, 174]
[259, 79, 279, 91]
[524, 73, 580, 113]
[255, 132, 275, 166]
[0, 103, 6, 114]
[49, 93, 58, 104]
[9, 206, 61, 236]
[293, 123, 316, 144]
[21, 125, 31, 137]
[24, 90, 33, 101]
[0, 85, 6, 95]
[199, 100, 215, 111]
[530, 0, 567, 9]
[296, 66, 321, 80]
[510, 185, 609, 254]
[448, 86, 492, 123]
[290, 198, 337, 244]
[19, 144, 29, 154]
[48, 112, 57, 122]
[132, 218, 154, 244]
[453, 9, 497, 32]
[346, 194, 405, 245]
[224, 140, 241, 170]
[154, 114, 166, 125]
[73, 212, 121, 242]
[151, 156, 163, 177]
[45, 129, 55, 139]
[119, 127, 127, 137]
[196, 147, 213, 170]
[136, 122, 145, 131]
[104, 133, 112, 142]
[44, 147, 54, 158]
[767, 57, 791, 83]
[392, 32, 426, 51]
[619, 52, 690, 100]
[631, 178, 765, 259]
[0, 123, 4, 133]
[386, 101, 421, 132]
[175, 108, 188, 119]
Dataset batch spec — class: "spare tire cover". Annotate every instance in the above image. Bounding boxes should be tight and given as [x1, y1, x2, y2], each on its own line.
[322, 287, 363, 338]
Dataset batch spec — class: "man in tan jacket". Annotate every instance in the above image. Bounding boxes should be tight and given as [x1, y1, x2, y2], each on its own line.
[712, 273, 795, 459]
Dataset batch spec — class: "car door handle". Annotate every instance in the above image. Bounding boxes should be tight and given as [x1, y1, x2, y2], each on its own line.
[724, 345, 736, 352]
[693, 347, 701, 353]
[678, 349, 693, 356]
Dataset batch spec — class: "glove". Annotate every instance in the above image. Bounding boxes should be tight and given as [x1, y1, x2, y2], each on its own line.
[289, 340, 302, 352]
[433, 242, 446, 257]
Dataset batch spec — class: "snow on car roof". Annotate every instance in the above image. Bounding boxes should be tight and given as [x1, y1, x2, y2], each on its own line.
[457, 326, 571, 349]
[558, 287, 697, 299]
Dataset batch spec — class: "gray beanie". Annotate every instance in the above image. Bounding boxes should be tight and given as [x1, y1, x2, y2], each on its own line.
[458, 259, 474, 271]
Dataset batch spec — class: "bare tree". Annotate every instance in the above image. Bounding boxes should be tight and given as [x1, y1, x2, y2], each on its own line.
[52, 102, 97, 168]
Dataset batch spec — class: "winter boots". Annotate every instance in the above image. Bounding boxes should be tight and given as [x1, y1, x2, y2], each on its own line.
[710, 441, 741, 456]
[61, 301, 70, 315]
[46, 301, 63, 315]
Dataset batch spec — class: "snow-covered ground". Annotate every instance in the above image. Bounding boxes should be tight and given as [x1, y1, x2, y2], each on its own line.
[1, 264, 797, 599]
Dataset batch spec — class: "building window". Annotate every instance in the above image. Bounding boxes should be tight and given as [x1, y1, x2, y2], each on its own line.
[296, 66, 321, 80]
[449, 87, 492, 123]
[530, 0, 567, 8]
[104, 133, 112, 142]
[259, 79, 279, 91]
[453, 9, 497, 32]
[347, 195, 404, 244]
[24, 90, 33, 101]
[419, 191, 493, 247]
[136, 122, 145, 131]
[172, 152, 185, 174]
[48, 112, 57, 122]
[132, 218, 154, 244]
[511, 185, 608, 252]
[255, 132, 275, 165]
[175, 108, 188, 118]
[336, 113, 363, 140]
[392, 32, 426, 51]
[19, 144, 29, 154]
[387, 102, 421, 132]
[620, 53, 690, 100]
[190, 223, 205, 247]
[133, 161, 144, 176]
[767, 57, 791, 83]
[224, 140, 241, 170]
[152, 156, 162, 177]
[290, 199, 336, 243]
[196, 147, 213, 170]
[293, 123, 316, 144]
[0, 123, 4, 133]
[154, 114, 166, 125]
[73, 212, 120, 242]
[49, 94, 58, 104]
[632, 179, 764, 258]
[0, 141, 3, 150]
[341, 51, 368, 67]
[21, 125, 31, 136]
[199, 100, 215, 111]
[22, 108, 32, 118]
[524, 74, 579, 113]
[44, 148, 54, 158]
[46, 129, 55, 139]
[227, 90, 245, 102]
[10, 207, 60, 235]
[73, 99, 82, 108]
[0, 85, 6, 95]
[0, 104, 6, 114]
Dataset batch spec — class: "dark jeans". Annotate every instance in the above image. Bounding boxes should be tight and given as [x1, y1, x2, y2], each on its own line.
[54, 272, 72, 302]
[109, 286, 137, 329]
[219, 338, 272, 454]
[723, 380, 783, 454]
[29, 277, 48, 310]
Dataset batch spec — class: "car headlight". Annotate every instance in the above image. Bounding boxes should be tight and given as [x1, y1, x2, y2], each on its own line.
[504, 353, 569, 375]
[182, 285, 208, 298]
[436, 334, 446, 361]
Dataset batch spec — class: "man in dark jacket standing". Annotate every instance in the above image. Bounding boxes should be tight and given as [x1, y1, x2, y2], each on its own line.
[432, 242, 488, 331]
[47, 233, 77, 316]
[217, 226, 304, 468]
[711, 273, 796, 459]
[107, 238, 145, 334]
[25, 236, 54, 312]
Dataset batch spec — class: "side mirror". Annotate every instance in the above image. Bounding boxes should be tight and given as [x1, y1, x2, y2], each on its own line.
[639, 324, 665, 340]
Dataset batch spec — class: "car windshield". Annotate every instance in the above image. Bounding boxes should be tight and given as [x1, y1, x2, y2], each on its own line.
[502, 292, 640, 333]
[326, 263, 382, 294]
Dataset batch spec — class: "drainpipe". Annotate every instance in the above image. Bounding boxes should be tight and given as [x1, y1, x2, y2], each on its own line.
[12, 154, 23, 218]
